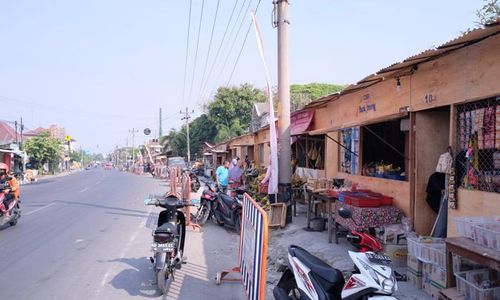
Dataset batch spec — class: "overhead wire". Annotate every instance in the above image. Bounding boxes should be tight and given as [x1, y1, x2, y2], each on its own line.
[197, 0, 221, 107]
[198, 0, 240, 101]
[187, 0, 205, 107]
[226, 0, 263, 85]
[181, 0, 193, 107]
[211, 0, 254, 90]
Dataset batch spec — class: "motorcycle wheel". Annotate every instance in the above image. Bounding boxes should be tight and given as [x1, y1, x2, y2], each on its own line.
[213, 212, 224, 226]
[157, 268, 173, 295]
[234, 213, 241, 234]
[194, 204, 210, 225]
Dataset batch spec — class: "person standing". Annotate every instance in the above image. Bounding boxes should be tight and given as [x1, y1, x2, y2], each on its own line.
[228, 157, 242, 184]
[216, 160, 230, 193]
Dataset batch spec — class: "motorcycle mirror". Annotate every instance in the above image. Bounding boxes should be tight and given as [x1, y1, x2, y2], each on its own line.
[338, 207, 352, 219]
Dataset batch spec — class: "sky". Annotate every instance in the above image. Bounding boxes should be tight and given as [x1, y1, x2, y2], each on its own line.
[0, 0, 485, 153]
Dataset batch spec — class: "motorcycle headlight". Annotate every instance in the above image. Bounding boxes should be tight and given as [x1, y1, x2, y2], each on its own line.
[382, 277, 396, 293]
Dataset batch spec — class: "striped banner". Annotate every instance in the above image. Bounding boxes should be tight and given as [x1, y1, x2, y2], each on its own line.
[239, 193, 268, 300]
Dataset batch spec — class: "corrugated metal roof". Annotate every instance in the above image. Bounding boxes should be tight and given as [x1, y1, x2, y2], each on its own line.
[309, 20, 500, 106]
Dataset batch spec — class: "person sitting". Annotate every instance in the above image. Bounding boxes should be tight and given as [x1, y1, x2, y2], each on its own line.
[0, 163, 19, 217]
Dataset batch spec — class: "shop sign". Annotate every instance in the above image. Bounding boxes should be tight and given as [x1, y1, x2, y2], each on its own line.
[358, 93, 376, 115]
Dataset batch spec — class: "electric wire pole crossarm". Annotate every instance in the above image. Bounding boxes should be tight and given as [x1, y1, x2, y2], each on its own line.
[180, 108, 195, 164]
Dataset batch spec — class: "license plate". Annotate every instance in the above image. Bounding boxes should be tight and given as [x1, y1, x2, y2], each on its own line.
[366, 253, 392, 265]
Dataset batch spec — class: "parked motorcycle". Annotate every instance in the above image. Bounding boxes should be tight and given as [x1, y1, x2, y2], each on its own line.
[0, 183, 21, 227]
[273, 244, 397, 300]
[144, 195, 191, 295]
[213, 185, 245, 233]
[194, 179, 218, 225]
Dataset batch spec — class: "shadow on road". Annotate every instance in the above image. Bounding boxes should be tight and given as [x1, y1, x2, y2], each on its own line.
[102, 257, 160, 298]
[54, 200, 148, 214]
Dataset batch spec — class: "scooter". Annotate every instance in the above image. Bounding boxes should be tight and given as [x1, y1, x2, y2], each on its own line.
[212, 185, 246, 233]
[193, 180, 218, 225]
[0, 184, 21, 227]
[273, 244, 397, 300]
[144, 195, 191, 295]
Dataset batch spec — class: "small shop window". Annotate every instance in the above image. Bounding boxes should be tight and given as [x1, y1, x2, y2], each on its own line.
[361, 119, 408, 181]
[339, 127, 359, 174]
[455, 97, 499, 193]
[292, 136, 325, 169]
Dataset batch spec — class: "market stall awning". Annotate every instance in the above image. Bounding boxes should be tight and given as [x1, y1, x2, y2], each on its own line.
[0, 148, 26, 158]
[291, 109, 315, 136]
[309, 112, 408, 135]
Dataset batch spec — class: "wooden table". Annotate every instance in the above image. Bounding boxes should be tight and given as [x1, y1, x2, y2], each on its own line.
[305, 189, 336, 243]
[445, 237, 500, 287]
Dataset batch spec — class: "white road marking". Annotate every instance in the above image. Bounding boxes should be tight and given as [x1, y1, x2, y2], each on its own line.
[79, 187, 89, 193]
[25, 203, 55, 216]
[95, 181, 101, 185]
[99, 205, 153, 289]
[75, 239, 84, 243]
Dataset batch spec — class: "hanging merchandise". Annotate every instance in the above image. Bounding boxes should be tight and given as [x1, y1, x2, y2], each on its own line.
[483, 106, 496, 149]
[459, 112, 465, 150]
[476, 108, 485, 150]
[435, 152, 453, 174]
[315, 146, 323, 169]
[496, 105, 500, 149]
[448, 167, 457, 209]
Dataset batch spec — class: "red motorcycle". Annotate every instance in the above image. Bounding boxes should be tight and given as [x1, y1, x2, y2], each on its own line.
[0, 184, 21, 227]
[339, 207, 383, 253]
[193, 180, 218, 225]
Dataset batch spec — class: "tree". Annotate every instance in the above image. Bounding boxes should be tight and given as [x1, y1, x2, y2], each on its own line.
[24, 131, 63, 173]
[189, 114, 218, 155]
[208, 83, 266, 141]
[290, 83, 345, 111]
[475, 0, 500, 26]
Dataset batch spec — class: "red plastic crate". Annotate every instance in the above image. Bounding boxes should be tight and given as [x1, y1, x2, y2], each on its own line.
[349, 196, 381, 207]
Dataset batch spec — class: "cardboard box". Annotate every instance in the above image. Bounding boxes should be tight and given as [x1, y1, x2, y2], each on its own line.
[422, 262, 433, 296]
[384, 244, 408, 268]
[431, 265, 447, 288]
[407, 255, 423, 288]
[439, 288, 466, 300]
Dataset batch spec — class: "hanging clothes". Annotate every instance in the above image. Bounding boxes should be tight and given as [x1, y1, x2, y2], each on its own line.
[483, 106, 496, 149]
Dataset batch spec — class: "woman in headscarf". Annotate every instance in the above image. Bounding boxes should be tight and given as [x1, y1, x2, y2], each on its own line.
[228, 157, 242, 183]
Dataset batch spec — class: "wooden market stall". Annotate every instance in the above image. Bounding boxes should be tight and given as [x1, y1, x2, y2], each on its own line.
[308, 24, 500, 236]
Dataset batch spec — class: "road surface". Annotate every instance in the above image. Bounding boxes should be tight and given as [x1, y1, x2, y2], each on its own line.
[0, 168, 243, 300]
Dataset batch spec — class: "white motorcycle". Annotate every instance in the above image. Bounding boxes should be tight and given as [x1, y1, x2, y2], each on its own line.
[273, 244, 398, 300]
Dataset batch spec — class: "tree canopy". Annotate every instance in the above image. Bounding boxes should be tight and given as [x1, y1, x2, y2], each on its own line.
[24, 131, 63, 172]
[290, 83, 345, 111]
[208, 83, 266, 142]
[476, 0, 500, 26]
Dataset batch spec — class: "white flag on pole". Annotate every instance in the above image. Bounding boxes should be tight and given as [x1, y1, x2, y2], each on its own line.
[251, 11, 278, 195]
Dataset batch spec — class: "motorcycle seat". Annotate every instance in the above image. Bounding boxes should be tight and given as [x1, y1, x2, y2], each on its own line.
[219, 193, 235, 206]
[235, 188, 246, 195]
[155, 222, 176, 234]
[289, 245, 345, 285]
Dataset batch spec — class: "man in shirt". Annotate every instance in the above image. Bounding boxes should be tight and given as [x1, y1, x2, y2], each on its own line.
[216, 160, 230, 193]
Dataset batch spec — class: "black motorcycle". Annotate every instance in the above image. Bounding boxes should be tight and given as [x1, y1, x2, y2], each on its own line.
[213, 186, 245, 233]
[194, 179, 218, 225]
[145, 195, 191, 295]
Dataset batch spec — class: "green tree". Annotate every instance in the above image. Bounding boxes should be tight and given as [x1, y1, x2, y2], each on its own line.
[290, 83, 345, 111]
[24, 131, 63, 173]
[189, 114, 218, 156]
[475, 0, 500, 26]
[208, 83, 266, 142]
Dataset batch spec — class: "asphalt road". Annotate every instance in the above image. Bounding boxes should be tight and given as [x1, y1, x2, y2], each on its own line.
[0, 168, 244, 300]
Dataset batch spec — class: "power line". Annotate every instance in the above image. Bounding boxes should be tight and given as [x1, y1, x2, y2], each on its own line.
[226, 0, 263, 85]
[212, 0, 254, 89]
[181, 0, 193, 107]
[197, 0, 221, 104]
[187, 0, 205, 106]
[198, 0, 240, 101]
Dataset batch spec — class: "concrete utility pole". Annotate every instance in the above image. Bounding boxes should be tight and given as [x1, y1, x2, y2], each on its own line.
[159, 108, 163, 138]
[129, 128, 138, 163]
[180, 107, 194, 164]
[276, 0, 292, 223]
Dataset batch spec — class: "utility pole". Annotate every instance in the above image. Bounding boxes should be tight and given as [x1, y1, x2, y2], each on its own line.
[180, 107, 194, 164]
[159, 108, 163, 138]
[276, 0, 292, 224]
[14, 121, 18, 144]
[129, 128, 138, 164]
[20, 118, 24, 150]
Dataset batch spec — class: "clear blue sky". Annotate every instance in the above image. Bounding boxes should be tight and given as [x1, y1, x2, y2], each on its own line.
[0, 0, 484, 153]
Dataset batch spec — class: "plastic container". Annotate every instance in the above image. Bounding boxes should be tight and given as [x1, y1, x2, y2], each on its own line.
[407, 235, 421, 258]
[420, 242, 446, 269]
[454, 216, 500, 239]
[473, 222, 500, 251]
[452, 254, 482, 274]
[455, 269, 500, 300]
